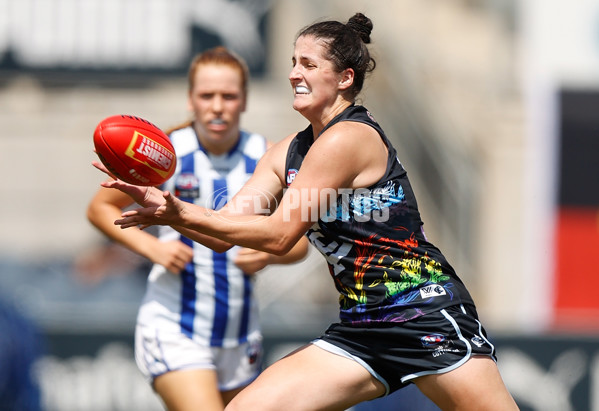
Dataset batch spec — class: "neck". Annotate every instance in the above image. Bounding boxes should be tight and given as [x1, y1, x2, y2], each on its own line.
[310, 100, 353, 139]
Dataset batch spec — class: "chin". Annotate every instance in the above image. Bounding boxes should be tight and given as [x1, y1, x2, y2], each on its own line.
[292, 100, 308, 112]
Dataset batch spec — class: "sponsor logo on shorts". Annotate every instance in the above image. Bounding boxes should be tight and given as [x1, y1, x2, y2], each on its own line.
[419, 285, 447, 299]
[471, 335, 485, 347]
[432, 344, 461, 358]
[421, 334, 446, 347]
[421, 334, 462, 357]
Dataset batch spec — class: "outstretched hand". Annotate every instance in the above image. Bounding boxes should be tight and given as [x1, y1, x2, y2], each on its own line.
[92, 160, 164, 207]
[115, 190, 188, 230]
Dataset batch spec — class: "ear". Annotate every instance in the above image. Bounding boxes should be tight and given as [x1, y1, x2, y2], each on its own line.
[186, 92, 194, 112]
[338, 68, 355, 91]
[240, 94, 247, 113]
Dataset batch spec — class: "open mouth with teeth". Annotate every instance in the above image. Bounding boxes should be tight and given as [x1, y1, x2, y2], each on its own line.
[295, 86, 310, 94]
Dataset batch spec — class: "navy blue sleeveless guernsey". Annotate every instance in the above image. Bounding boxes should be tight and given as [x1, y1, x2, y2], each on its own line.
[285, 105, 475, 324]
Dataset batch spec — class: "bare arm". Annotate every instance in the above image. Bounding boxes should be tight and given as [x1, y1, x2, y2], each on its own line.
[112, 123, 388, 255]
[234, 237, 310, 274]
[92, 162, 235, 253]
[87, 184, 194, 274]
[91, 137, 310, 265]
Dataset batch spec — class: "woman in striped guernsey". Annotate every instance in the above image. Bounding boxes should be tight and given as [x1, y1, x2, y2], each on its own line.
[87, 47, 309, 411]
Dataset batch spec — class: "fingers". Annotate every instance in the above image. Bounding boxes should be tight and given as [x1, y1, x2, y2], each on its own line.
[113, 191, 185, 229]
[114, 209, 144, 227]
[92, 160, 117, 180]
[163, 191, 178, 204]
[114, 211, 146, 229]
[100, 179, 120, 189]
[172, 245, 193, 273]
[91, 160, 105, 172]
[155, 241, 194, 274]
[121, 209, 139, 217]
[236, 247, 257, 256]
[114, 217, 140, 229]
[115, 206, 162, 229]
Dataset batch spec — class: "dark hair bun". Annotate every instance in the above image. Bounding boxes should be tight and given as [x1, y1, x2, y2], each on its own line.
[347, 13, 373, 44]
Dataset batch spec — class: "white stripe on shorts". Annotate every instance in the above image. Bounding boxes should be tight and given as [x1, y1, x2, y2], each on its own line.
[311, 339, 391, 396]
[401, 305, 473, 383]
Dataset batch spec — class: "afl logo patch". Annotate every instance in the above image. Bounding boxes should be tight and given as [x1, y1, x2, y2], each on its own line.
[366, 110, 376, 123]
[175, 173, 200, 199]
[286, 169, 298, 186]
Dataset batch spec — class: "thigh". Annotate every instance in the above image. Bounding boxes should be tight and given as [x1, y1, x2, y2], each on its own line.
[226, 343, 386, 411]
[414, 356, 519, 411]
[215, 337, 262, 393]
[221, 386, 246, 407]
[154, 369, 224, 411]
[135, 325, 213, 382]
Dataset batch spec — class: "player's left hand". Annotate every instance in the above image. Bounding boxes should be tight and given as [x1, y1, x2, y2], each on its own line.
[234, 248, 272, 275]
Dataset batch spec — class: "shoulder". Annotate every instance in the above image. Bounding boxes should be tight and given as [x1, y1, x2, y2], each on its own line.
[255, 132, 298, 177]
[268, 133, 299, 157]
[307, 120, 388, 189]
[169, 126, 199, 157]
[317, 120, 381, 151]
[239, 130, 269, 158]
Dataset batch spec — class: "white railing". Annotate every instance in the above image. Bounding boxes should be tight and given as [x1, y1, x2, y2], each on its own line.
[0, 0, 270, 69]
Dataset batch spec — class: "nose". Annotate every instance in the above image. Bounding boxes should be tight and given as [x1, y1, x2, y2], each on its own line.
[211, 95, 223, 113]
[289, 64, 301, 82]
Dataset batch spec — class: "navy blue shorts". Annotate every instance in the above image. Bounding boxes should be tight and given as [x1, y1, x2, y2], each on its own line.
[312, 304, 496, 395]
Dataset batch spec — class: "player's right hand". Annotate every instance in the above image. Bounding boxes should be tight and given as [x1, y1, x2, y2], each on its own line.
[116, 191, 188, 230]
[93, 160, 164, 207]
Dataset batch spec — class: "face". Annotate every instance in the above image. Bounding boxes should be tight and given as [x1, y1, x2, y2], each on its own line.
[289, 35, 347, 119]
[188, 63, 246, 152]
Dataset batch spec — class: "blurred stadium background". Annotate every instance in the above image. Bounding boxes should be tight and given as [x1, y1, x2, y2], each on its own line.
[1, 0, 598, 409]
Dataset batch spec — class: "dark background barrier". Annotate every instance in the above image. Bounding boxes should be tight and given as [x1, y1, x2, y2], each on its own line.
[34, 330, 599, 411]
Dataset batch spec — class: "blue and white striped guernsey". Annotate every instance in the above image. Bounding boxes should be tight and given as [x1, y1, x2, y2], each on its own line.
[136, 126, 267, 348]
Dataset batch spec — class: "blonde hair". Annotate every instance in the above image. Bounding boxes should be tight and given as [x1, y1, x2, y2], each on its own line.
[187, 46, 249, 97]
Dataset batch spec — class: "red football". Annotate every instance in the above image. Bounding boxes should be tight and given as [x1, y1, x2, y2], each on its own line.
[93, 114, 176, 186]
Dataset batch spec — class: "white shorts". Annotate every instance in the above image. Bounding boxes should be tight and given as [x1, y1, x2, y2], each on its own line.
[134, 324, 263, 391]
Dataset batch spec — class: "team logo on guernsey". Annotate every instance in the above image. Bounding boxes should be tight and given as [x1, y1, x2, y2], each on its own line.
[419, 285, 446, 299]
[175, 173, 200, 199]
[286, 169, 298, 186]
